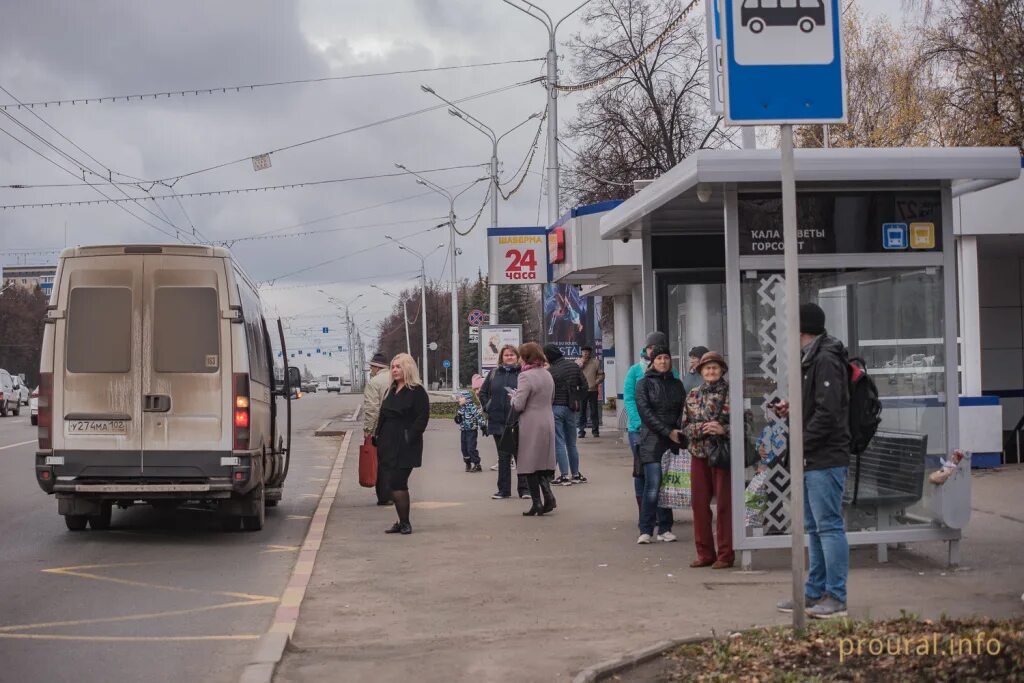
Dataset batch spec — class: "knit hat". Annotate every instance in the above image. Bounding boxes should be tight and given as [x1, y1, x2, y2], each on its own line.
[644, 331, 669, 349]
[688, 345, 709, 360]
[696, 351, 728, 374]
[369, 352, 388, 369]
[647, 345, 672, 364]
[543, 344, 563, 363]
[799, 303, 826, 336]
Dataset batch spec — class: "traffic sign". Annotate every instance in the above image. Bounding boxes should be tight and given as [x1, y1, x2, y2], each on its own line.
[428, 341, 438, 351]
[883, 223, 908, 250]
[469, 325, 480, 344]
[706, 0, 724, 115]
[721, 0, 847, 125]
[322, 327, 329, 334]
[442, 359, 451, 369]
[467, 308, 486, 326]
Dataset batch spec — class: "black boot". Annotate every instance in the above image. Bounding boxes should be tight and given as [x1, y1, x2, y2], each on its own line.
[540, 474, 557, 514]
[523, 474, 544, 516]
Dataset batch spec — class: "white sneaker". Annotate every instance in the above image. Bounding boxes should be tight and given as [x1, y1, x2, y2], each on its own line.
[657, 532, 677, 543]
[637, 533, 653, 544]
[489, 464, 499, 471]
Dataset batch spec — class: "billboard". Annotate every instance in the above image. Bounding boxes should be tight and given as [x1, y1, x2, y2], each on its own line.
[478, 325, 523, 372]
[543, 283, 590, 359]
[487, 227, 549, 285]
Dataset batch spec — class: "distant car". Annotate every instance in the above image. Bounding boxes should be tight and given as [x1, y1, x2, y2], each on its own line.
[0, 369, 21, 417]
[742, 0, 825, 34]
[316, 380, 327, 392]
[30, 387, 38, 426]
[326, 376, 342, 393]
[302, 382, 318, 393]
[18, 380, 30, 405]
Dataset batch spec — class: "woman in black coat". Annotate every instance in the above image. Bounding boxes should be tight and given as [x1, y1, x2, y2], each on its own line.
[479, 345, 528, 500]
[375, 353, 430, 535]
[634, 345, 686, 545]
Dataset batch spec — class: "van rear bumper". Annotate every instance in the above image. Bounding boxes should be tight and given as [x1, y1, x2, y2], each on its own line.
[35, 449, 263, 497]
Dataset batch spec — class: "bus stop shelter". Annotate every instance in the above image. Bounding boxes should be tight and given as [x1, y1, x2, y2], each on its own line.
[599, 146, 1022, 568]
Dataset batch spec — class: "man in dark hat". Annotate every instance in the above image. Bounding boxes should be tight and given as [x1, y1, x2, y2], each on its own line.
[364, 351, 394, 505]
[544, 344, 588, 485]
[682, 345, 710, 395]
[775, 303, 851, 619]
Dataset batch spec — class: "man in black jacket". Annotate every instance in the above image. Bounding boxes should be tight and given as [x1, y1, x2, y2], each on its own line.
[776, 303, 851, 619]
[544, 344, 588, 485]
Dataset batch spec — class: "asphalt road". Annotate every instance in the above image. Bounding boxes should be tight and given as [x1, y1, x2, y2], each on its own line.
[0, 391, 362, 683]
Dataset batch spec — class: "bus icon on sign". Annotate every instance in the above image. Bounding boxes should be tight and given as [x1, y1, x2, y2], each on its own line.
[742, 0, 826, 35]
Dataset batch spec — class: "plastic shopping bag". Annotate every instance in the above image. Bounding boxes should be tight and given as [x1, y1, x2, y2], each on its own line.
[744, 470, 770, 527]
[657, 450, 692, 509]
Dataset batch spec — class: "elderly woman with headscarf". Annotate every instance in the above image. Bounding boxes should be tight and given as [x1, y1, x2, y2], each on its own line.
[683, 351, 733, 569]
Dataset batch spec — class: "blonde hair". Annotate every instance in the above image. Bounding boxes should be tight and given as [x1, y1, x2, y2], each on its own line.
[390, 353, 422, 387]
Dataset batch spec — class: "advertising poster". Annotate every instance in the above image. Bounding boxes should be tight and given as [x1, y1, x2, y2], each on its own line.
[543, 283, 590, 359]
[487, 227, 549, 285]
[479, 325, 523, 372]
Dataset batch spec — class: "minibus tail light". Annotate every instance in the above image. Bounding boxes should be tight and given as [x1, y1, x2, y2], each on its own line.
[38, 373, 53, 450]
[233, 373, 250, 450]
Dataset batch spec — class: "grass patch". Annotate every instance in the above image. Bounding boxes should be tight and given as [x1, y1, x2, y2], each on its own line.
[429, 401, 459, 420]
[655, 616, 1022, 682]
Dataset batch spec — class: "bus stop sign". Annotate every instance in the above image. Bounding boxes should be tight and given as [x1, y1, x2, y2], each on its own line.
[720, 0, 847, 125]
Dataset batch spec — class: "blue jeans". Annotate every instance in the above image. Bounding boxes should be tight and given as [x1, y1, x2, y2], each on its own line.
[629, 432, 673, 535]
[553, 405, 580, 477]
[805, 466, 849, 604]
[460, 430, 480, 465]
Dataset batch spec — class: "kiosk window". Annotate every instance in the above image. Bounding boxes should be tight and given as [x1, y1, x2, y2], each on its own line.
[67, 287, 132, 373]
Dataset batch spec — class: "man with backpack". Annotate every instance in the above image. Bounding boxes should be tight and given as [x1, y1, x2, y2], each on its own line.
[544, 344, 588, 485]
[775, 303, 853, 619]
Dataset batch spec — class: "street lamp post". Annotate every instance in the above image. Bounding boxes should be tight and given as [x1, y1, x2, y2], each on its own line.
[319, 290, 363, 390]
[372, 284, 412, 355]
[421, 85, 544, 325]
[502, 0, 592, 224]
[385, 236, 445, 388]
[394, 166, 487, 391]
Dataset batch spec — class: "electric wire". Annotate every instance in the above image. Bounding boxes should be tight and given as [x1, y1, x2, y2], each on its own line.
[0, 164, 485, 210]
[498, 106, 548, 200]
[0, 58, 547, 111]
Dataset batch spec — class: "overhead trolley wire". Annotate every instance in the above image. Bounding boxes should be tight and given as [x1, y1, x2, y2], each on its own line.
[0, 163, 485, 210]
[0, 58, 547, 111]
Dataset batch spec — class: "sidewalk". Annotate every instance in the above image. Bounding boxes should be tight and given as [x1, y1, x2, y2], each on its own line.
[274, 414, 1024, 683]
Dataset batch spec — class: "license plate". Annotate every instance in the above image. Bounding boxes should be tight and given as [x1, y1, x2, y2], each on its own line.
[66, 419, 128, 435]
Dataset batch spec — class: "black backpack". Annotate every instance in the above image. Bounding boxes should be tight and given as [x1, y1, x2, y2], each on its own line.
[848, 357, 881, 455]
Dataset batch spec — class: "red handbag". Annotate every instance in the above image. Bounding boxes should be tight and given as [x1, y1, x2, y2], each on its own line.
[358, 435, 378, 488]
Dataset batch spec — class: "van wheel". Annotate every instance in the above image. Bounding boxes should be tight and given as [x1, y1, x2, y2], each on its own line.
[0, 402, 7, 417]
[241, 486, 265, 531]
[64, 514, 88, 531]
[30, 415, 37, 426]
[11, 402, 20, 416]
[89, 504, 112, 530]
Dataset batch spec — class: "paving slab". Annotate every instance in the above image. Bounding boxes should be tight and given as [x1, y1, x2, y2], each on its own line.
[274, 413, 1024, 683]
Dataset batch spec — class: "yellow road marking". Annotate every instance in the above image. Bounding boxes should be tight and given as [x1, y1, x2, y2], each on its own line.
[41, 563, 275, 601]
[262, 545, 300, 554]
[0, 598, 275, 633]
[286, 515, 311, 520]
[0, 634, 259, 642]
[411, 501, 464, 510]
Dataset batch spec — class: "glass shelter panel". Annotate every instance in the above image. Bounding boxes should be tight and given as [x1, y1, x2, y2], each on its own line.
[739, 268, 946, 538]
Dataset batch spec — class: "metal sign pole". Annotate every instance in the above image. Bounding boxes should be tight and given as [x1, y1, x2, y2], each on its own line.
[780, 124, 806, 632]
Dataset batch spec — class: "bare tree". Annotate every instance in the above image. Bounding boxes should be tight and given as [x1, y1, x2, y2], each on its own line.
[799, 5, 935, 148]
[563, 0, 732, 204]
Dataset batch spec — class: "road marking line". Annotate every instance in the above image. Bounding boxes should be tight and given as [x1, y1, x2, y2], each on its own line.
[349, 405, 362, 421]
[42, 562, 276, 601]
[286, 514, 311, 520]
[0, 439, 35, 451]
[0, 598, 275, 633]
[0, 633, 259, 642]
[262, 545, 300, 554]
[265, 430, 351, 640]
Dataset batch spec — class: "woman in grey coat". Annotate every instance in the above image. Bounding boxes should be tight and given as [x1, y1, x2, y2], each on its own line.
[510, 342, 557, 516]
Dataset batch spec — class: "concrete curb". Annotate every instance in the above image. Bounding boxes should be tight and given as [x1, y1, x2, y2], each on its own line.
[238, 429, 353, 683]
[570, 636, 709, 683]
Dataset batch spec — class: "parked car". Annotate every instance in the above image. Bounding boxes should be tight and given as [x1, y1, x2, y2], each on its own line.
[36, 244, 300, 532]
[302, 381, 318, 393]
[30, 387, 38, 426]
[0, 369, 21, 416]
[17, 377, 30, 405]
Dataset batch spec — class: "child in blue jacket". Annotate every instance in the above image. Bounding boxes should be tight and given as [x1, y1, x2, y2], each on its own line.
[455, 390, 485, 472]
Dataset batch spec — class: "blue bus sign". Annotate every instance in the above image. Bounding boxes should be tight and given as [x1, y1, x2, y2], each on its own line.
[720, 0, 847, 125]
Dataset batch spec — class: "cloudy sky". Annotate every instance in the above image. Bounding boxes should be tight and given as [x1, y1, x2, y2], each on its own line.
[0, 0, 900, 375]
